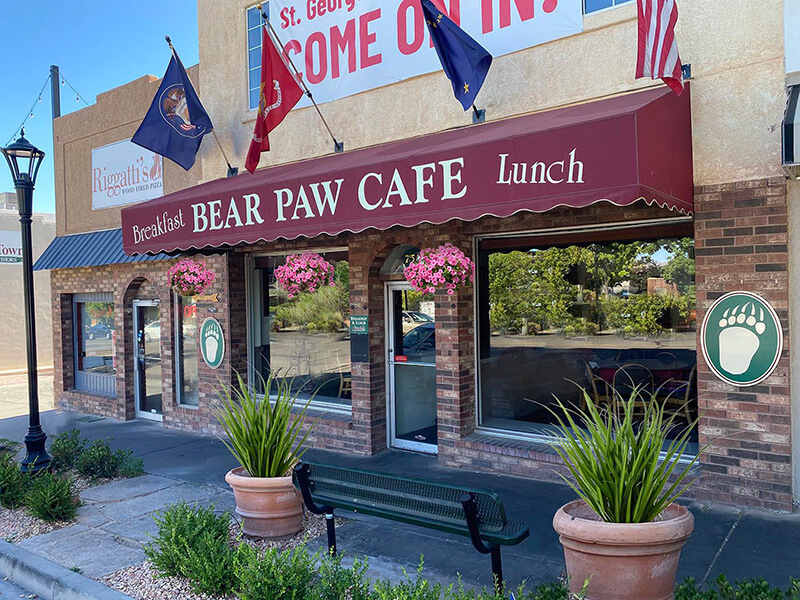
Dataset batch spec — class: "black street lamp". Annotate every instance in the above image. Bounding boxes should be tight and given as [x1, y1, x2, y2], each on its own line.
[2, 130, 50, 473]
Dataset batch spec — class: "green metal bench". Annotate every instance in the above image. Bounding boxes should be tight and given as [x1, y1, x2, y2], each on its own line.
[294, 461, 529, 582]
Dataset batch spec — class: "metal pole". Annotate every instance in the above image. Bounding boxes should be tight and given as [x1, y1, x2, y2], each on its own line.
[256, 4, 344, 153]
[16, 179, 49, 473]
[50, 65, 61, 120]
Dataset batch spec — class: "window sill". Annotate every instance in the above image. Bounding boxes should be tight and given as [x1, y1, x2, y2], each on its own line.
[66, 388, 116, 400]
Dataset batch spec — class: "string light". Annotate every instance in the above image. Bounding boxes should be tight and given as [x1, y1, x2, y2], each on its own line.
[5, 74, 50, 145]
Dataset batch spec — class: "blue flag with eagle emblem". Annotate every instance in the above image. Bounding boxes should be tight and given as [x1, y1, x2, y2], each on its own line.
[420, 0, 493, 111]
[132, 49, 213, 171]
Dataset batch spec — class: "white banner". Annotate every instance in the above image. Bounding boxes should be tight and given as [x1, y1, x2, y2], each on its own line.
[0, 231, 21, 265]
[271, 0, 584, 105]
[92, 140, 164, 210]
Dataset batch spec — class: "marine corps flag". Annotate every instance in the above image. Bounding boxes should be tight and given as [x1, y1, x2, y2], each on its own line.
[132, 46, 213, 171]
[245, 26, 304, 173]
[420, 0, 493, 111]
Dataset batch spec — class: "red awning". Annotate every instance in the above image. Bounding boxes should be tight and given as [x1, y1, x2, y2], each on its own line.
[121, 86, 692, 255]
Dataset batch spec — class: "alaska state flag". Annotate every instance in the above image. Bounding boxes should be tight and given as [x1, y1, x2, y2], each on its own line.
[132, 50, 213, 170]
[420, 0, 493, 111]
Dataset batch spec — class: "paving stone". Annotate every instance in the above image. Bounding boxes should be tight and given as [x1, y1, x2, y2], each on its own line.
[19, 527, 145, 578]
[100, 511, 161, 545]
[81, 474, 180, 504]
[77, 503, 113, 527]
[96, 482, 224, 522]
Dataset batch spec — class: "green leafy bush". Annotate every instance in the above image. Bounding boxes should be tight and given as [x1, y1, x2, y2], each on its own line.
[235, 543, 316, 600]
[181, 528, 235, 596]
[75, 438, 142, 479]
[0, 454, 28, 509]
[275, 286, 345, 333]
[373, 561, 442, 600]
[25, 473, 80, 522]
[49, 429, 87, 471]
[676, 575, 800, 599]
[602, 294, 690, 337]
[546, 387, 700, 523]
[145, 502, 231, 580]
[308, 552, 372, 600]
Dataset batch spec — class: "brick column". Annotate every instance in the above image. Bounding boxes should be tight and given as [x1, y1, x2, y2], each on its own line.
[694, 177, 791, 510]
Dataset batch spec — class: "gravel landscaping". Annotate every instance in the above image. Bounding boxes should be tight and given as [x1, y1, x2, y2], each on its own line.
[0, 473, 123, 543]
[100, 512, 337, 600]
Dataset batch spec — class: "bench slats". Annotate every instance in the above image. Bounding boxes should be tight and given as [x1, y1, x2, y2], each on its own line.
[300, 462, 529, 545]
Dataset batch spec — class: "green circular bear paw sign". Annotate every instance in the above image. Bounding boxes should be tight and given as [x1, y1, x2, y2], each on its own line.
[701, 291, 782, 387]
[200, 317, 225, 369]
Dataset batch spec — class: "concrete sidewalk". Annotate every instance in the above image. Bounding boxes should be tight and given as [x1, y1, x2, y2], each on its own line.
[0, 409, 798, 590]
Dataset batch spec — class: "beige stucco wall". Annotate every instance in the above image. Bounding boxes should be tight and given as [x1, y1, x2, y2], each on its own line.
[53, 67, 203, 237]
[197, 0, 785, 187]
[0, 210, 55, 370]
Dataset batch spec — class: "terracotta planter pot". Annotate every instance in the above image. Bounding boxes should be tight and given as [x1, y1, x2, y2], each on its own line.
[225, 467, 303, 538]
[553, 500, 694, 600]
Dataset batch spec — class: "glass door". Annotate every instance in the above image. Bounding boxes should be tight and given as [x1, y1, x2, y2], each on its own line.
[386, 283, 437, 453]
[134, 300, 163, 421]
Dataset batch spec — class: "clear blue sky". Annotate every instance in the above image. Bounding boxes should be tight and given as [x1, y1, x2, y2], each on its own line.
[0, 1, 200, 214]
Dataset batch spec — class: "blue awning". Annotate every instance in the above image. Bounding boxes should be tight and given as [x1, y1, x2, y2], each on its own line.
[34, 228, 173, 271]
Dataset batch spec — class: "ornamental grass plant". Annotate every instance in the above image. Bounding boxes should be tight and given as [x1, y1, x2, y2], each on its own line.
[213, 371, 316, 478]
[545, 386, 701, 523]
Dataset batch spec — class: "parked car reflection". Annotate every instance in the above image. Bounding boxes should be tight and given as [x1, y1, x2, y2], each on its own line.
[85, 323, 113, 340]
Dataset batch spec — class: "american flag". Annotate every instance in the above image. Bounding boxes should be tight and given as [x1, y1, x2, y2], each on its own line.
[636, 0, 684, 95]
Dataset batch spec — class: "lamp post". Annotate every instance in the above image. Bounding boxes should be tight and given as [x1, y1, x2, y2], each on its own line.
[1, 129, 50, 473]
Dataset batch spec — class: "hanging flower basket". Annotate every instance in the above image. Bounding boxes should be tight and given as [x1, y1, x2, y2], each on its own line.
[168, 259, 216, 297]
[275, 252, 335, 299]
[404, 243, 475, 295]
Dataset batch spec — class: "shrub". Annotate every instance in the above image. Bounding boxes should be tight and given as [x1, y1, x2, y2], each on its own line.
[234, 543, 316, 600]
[25, 473, 80, 522]
[676, 575, 800, 599]
[181, 528, 235, 596]
[75, 438, 142, 479]
[0, 455, 27, 509]
[49, 429, 87, 471]
[372, 560, 442, 600]
[308, 552, 372, 600]
[145, 502, 231, 580]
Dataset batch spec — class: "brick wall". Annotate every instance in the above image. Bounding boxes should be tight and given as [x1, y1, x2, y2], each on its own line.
[49, 184, 795, 510]
[694, 177, 791, 510]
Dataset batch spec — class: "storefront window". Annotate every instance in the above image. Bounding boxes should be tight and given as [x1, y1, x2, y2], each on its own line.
[175, 296, 199, 406]
[74, 294, 117, 396]
[249, 250, 351, 408]
[477, 233, 697, 444]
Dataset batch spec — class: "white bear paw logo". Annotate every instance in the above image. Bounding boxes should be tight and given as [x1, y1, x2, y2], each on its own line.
[204, 326, 220, 363]
[717, 303, 765, 375]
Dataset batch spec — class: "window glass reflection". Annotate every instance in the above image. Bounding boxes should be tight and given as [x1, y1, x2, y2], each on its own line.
[478, 236, 697, 445]
[252, 252, 351, 407]
[77, 301, 115, 374]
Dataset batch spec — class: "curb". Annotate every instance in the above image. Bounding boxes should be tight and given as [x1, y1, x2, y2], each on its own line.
[0, 540, 133, 600]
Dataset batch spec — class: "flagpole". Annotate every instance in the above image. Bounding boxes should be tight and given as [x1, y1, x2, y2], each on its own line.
[165, 36, 239, 177]
[471, 104, 485, 124]
[255, 4, 344, 153]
